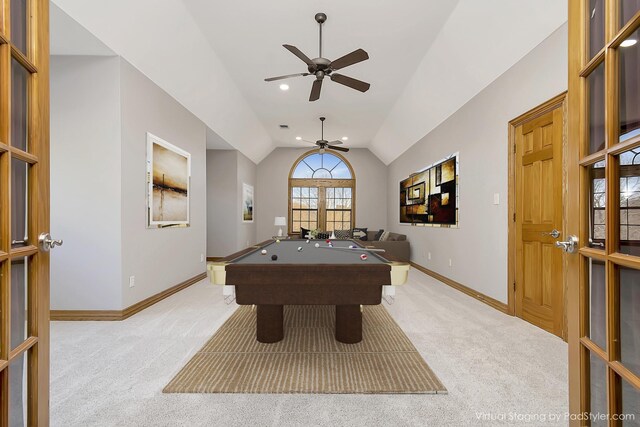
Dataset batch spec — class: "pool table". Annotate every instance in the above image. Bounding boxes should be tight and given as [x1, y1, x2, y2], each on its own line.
[208, 239, 410, 344]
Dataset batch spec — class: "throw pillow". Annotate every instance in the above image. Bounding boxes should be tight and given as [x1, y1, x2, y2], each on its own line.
[300, 227, 311, 239]
[352, 227, 368, 241]
[379, 231, 391, 241]
[334, 229, 352, 239]
[373, 229, 384, 241]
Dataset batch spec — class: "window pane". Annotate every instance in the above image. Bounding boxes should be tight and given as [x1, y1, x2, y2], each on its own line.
[588, 64, 606, 154]
[619, 149, 640, 254]
[619, 29, 640, 142]
[292, 187, 300, 198]
[312, 168, 332, 179]
[589, 0, 605, 58]
[11, 58, 29, 152]
[590, 162, 606, 247]
[621, 378, 640, 425]
[619, 267, 640, 377]
[11, 158, 28, 248]
[9, 350, 28, 427]
[620, 0, 640, 29]
[590, 353, 608, 426]
[11, 257, 28, 350]
[332, 163, 352, 179]
[10, 0, 28, 54]
[588, 259, 607, 350]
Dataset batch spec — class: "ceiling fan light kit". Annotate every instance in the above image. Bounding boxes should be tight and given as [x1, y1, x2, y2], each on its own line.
[265, 13, 371, 102]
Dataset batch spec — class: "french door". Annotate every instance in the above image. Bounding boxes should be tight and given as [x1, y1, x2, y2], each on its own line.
[0, 0, 51, 425]
[568, 1, 640, 425]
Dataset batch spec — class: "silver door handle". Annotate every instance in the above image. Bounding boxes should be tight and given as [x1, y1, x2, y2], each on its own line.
[39, 232, 63, 252]
[542, 229, 561, 238]
[555, 235, 578, 253]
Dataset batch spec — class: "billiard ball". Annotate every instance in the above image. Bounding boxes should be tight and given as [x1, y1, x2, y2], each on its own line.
[349, 245, 356, 249]
[271, 254, 278, 261]
[360, 254, 368, 261]
[326, 239, 331, 244]
[275, 239, 280, 243]
[314, 243, 320, 248]
[297, 246, 303, 252]
[261, 249, 267, 255]
[306, 239, 310, 243]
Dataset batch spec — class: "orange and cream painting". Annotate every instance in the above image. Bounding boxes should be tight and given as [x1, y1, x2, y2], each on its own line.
[147, 133, 191, 228]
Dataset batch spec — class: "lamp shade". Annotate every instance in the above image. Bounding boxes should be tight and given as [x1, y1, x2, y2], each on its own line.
[274, 216, 287, 226]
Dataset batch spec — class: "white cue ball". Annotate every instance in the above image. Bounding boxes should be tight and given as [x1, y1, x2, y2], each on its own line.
[306, 239, 310, 243]
[261, 249, 267, 255]
[314, 243, 320, 248]
[297, 246, 303, 252]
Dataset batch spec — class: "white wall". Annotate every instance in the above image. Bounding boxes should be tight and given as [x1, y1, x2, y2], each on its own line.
[256, 148, 388, 241]
[120, 59, 207, 308]
[386, 24, 568, 304]
[237, 152, 257, 249]
[51, 55, 122, 310]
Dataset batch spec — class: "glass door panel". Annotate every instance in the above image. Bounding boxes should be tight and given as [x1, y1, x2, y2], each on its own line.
[11, 58, 29, 153]
[11, 158, 28, 248]
[620, 0, 640, 29]
[590, 162, 607, 247]
[10, 0, 28, 55]
[619, 29, 640, 143]
[588, 64, 606, 154]
[9, 350, 28, 427]
[589, 0, 606, 58]
[589, 259, 607, 349]
[590, 353, 609, 425]
[10, 257, 28, 350]
[619, 266, 640, 377]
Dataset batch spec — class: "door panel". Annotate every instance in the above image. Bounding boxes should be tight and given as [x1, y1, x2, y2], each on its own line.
[515, 105, 565, 338]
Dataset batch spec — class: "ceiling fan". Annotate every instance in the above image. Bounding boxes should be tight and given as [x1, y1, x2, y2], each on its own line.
[298, 117, 349, 153]
[265, 12, 370, 102]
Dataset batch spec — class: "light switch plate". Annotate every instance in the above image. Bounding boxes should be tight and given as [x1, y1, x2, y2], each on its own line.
[493, 193, 500, 205]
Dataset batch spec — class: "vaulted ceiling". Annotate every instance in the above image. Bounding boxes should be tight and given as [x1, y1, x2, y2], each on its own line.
[51, 0, 567, 164]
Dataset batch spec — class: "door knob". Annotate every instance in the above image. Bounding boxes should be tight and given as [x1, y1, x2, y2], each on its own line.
[39, 232, 63, 252]
[542, 229, 561, 238]
[555, 235, 578, 253]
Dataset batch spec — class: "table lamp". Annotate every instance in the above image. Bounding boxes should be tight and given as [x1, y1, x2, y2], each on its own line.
[274, 216, 287, 237]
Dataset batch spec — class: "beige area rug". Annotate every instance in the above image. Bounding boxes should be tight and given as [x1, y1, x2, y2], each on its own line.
[164, 305, 446, 394]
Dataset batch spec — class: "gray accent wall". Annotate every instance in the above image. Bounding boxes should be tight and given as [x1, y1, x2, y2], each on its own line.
[386, 24, 568, 304]
[51, 55, 122, 310]
[206, 150, 257, 257]
[256, 148, 388, 241]
[51, 56, 207, 311]
[119, 59, 207, 309]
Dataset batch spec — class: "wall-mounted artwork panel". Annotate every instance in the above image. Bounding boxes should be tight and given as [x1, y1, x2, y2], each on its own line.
[147, 133, 191, 228]
[399, 153, 458, 227]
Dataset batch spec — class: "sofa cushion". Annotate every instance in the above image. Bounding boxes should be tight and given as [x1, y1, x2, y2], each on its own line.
[373, 229, 385, 241]
[334, 229, 352, 239]
[300, 227, 311, 239]
[352, 227, 368, 241]
[379, 231, 391, 241]
[387, 232, 407, 241]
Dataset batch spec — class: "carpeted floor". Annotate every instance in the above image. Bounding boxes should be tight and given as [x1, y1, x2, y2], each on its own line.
[164, 305, 446, 394]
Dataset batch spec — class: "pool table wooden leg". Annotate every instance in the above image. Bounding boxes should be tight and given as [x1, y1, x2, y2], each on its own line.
[256, 304, 284, 343]
[335, 304, 362, 344]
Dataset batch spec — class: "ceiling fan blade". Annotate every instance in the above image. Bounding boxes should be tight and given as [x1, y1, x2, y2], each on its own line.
[283, 44, 315, 68]
[264, 73, 309, 82]
[309, 79, 323, 102]
[328, 140, 343, 145]
[330, 48, 369, 71]
[330, 73, 370, 92]
[328, 145, 349, 152]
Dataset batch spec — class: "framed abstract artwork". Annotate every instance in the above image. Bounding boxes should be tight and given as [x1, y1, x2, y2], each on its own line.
[242, 183, 254, 223]
[399, 153, 459, 228]
[146, 132, 191, 228]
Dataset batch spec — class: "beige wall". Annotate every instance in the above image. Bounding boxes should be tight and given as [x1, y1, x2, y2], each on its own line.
[256, 148, 388, 241]
[386, 24, 568, 304]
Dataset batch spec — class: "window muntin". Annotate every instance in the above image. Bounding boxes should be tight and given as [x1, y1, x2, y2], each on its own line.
[291, 153, 352, 179]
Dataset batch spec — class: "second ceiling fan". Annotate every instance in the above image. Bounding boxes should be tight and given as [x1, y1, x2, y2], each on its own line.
[265, 13, 370, 102]
[298, 117, 349, 153]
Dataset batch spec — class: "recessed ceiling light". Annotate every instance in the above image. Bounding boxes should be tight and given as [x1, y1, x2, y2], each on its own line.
[341, 136, 348, 141]
[296, 136, 302, 140]
[621, 39, 637, 47]
[279, 84, 290, 91]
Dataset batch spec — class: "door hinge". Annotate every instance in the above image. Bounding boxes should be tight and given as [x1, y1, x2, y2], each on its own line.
[513, 282, 516, 292]
[513, 212, 516, 222]
[513, 144, 516, 154]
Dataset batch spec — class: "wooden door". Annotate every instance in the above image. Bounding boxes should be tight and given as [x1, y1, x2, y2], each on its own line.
[567, 1, 640, 424]
[514, 104, 565, 338]
[0, 0, 51, 425]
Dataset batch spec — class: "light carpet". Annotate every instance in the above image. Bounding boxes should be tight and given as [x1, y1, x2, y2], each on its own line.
[164, 305, 446, 394]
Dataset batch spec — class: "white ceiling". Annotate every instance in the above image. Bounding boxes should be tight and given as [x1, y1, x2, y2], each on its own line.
[50, 4, 114, 56]
[50, 0, 567, 164]
[183, 0, 459, 150]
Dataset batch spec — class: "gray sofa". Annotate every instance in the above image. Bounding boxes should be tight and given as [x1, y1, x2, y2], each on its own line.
[362, 231, 409, 262]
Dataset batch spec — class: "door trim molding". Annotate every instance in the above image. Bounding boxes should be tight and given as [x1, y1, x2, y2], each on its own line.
[507, 91, 568, 336]
[410, 262, 509, 314]
[50, 272, 207, 321]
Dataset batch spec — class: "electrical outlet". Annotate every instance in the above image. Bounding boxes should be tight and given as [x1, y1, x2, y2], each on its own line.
[129, 276, 135, 288]
[428, 252, 431, 260]
[448, 259, 453, 267]
[200, 253, 205, 262]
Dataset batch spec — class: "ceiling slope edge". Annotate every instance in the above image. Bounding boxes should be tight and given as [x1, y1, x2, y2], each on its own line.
[51, 0, 274, 163]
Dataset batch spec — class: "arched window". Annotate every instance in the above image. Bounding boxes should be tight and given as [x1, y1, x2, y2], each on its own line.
[288, 150, 355, 234]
